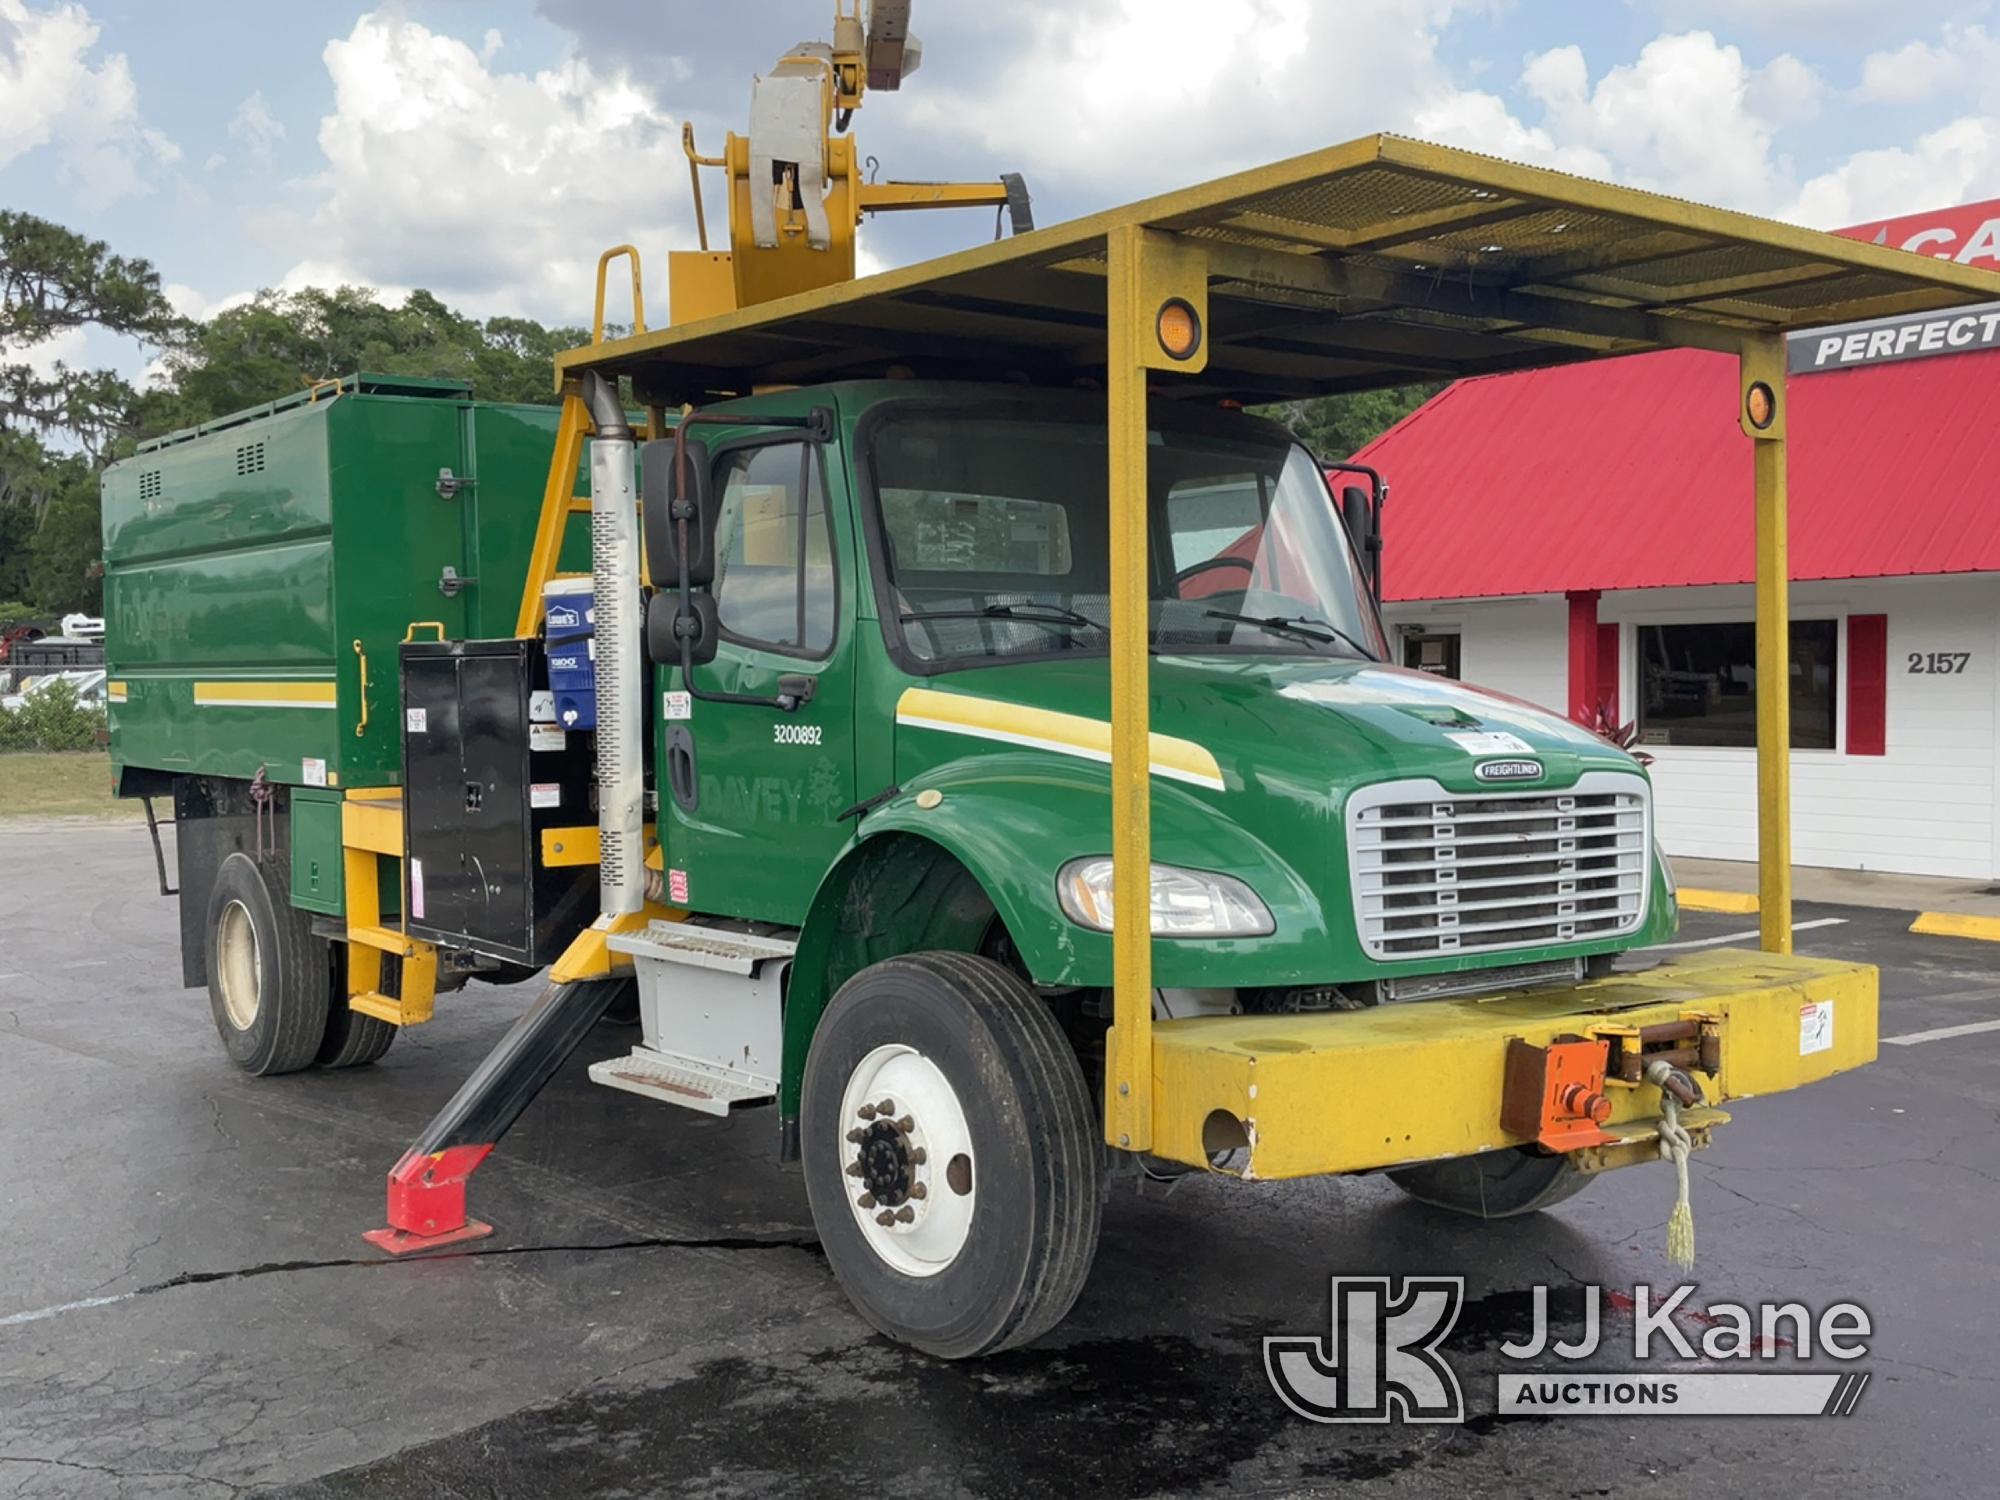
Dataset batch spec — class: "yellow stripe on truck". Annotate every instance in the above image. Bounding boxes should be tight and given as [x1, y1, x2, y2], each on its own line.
[895, 686, 1225, 791]
[106, 681, 128, 702]
[193, 680, 338, 710]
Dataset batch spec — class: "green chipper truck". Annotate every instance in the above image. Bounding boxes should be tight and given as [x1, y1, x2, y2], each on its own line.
[102, 120, 2000, 1357]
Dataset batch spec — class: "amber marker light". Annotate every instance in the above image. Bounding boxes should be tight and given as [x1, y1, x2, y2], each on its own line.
[1745, 380, 1777, 430]
[1156, 298, 1201, 361]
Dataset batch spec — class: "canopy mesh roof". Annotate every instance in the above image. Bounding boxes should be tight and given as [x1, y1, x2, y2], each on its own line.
[559, 134, 2000, 406]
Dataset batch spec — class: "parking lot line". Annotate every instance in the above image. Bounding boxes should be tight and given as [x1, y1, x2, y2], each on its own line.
[1645, 917, 1847, 952]
[1882, 1018, 2000, 1047]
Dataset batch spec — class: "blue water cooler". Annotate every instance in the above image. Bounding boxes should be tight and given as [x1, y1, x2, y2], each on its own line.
[542, 579, 597, 730]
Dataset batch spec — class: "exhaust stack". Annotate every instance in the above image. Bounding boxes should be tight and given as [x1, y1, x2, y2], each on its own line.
[581, 373, 643, 917]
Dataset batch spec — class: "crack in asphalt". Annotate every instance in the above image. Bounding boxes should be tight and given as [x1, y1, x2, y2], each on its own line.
[0, 1233, 822, 1329]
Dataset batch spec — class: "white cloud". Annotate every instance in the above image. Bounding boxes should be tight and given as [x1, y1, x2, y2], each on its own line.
[1788, 116, 2000, 226]
[1509, 32, 1821, 209]
[0, 0, 179, 207]
[273, 12, 693, 322]
[1856, 25, 1999, 108]
[227, 90, 285, 165]
[892, 0, 1472, 197]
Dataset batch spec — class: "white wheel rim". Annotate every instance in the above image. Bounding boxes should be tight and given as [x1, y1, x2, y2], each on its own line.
[838, 1043, 976, 1278]
[216, 899, 261, 1031]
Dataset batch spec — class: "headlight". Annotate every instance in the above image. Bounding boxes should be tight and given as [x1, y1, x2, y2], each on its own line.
[1056, 857, 1274, 937]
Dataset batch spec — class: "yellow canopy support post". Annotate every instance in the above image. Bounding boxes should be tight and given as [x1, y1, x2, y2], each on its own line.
[1742, 335, 1792, 953]
[1104, 226, 1210, 1152]
[1104, 224, 1153, 1152]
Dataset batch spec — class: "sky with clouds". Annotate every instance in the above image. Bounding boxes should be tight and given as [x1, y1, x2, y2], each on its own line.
[5, 0, 2000, 384]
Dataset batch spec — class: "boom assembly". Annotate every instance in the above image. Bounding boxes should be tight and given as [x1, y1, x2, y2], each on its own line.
[102, 5, 2000, 1356]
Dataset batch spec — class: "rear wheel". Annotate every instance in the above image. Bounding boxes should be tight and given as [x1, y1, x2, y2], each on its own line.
[314, 946, 397, 1069]
[801, 952, 1102, 1358]
[1387, 1146, 1591, 1219]
[204, 852, 330, 1076]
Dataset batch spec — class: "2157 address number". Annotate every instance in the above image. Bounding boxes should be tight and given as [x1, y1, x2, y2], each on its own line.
[1908, 652, 1971, 675]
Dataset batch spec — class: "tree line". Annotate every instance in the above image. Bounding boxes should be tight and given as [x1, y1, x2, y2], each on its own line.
[0, 209, 1436, 624]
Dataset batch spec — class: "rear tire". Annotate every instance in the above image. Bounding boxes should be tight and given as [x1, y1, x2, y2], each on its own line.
[203, 852, 330, 1076]
[801, 952, 1102, 1358]
[1387, 1146, 1591, 1219]
[314, 946, 397, 1069]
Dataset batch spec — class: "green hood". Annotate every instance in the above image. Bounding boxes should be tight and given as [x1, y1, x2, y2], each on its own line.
[915, 653, 1639, 799]
[885, 652, 1667, 989]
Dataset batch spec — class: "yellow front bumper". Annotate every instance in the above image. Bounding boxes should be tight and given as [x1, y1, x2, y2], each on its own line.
[1141, 949, 1877, 1179]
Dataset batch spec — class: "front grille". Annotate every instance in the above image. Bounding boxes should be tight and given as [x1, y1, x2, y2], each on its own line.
[1348, 773, 1649, 960]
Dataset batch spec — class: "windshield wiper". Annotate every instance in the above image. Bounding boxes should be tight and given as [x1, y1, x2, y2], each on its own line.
[1204, 608, 1376, 660]
[900, 603, 1103, 635]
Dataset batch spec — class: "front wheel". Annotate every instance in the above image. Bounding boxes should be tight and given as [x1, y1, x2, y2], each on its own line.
[801, 952, 1103, 1359]
[1386, 1146, 1591, 1219]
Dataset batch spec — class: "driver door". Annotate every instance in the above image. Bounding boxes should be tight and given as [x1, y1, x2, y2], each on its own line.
[662, 436, 856, 925]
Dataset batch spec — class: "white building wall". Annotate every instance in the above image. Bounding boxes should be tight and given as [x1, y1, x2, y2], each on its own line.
[1383, 595, 1569, 714]
[1386, 575, 2000, 880]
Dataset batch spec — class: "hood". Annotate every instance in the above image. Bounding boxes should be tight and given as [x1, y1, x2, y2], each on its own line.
[909, 654, 1638, 801]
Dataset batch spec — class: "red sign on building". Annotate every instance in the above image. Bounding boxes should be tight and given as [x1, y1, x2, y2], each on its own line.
[1834, 199, 2000, 269]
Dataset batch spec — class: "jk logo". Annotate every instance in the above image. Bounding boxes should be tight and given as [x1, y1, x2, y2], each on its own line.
[1264, 1277, 1466, 1424]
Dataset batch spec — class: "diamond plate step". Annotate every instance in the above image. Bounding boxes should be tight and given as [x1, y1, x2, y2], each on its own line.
[606, 919, 799, 976]
[587, 1048, 775, 1117]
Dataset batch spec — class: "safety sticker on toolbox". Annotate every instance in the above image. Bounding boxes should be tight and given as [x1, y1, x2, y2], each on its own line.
[530, 783, 561, 809]
[301, 757, 327, 787]
[529, 690, 556, 723]
[1445, 730, 1535, 755]
[410, 858, 425, 920]
[668, 868, 689, 904]
[1799, 1000, 1834, 1055]
[406, 707, 427, 734]
[529, 725, 566, 752]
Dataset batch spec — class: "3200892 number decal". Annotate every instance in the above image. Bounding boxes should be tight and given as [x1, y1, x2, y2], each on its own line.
[775, 723, 823, 745]
[1907, 652, 1971, 675]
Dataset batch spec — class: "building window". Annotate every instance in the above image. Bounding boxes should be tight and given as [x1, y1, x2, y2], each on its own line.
[1636, 620, 1837, 749]
[1402, 631, 1461, 679]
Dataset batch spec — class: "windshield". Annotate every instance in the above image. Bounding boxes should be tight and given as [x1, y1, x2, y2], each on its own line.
[869, 410, 1388, 669]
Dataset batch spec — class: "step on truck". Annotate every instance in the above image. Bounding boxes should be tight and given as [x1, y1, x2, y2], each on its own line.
[103, 9, 2000, 1358]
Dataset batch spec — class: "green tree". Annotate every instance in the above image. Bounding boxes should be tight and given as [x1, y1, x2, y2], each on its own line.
[0, 211, 181, 460]
[1259, 382, 1445, 463]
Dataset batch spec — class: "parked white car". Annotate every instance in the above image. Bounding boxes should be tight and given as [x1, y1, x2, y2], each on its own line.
[0, 669, 107, 712]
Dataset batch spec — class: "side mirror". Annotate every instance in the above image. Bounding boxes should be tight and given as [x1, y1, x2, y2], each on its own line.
[642, 436, 716, 588]
[1342, 483, 1383, 599]
[645, 589, 719, 668]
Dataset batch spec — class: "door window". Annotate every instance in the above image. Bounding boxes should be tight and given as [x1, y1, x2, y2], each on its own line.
[711, 443, 836, 656]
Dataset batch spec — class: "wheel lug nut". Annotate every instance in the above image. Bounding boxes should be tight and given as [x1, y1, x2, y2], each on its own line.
[894, 1205, 915, 1223]
[857, 1104, 877, 1121]
[909, 1147, 928, 1165]
[876, 1099, 895, 1116]
[845, 1161, 864, 1177]
[910, 1183, 927, 1200]
[858, 1193, 876, 1209]
[846, 1127, 865, 1143]
[895, 1116, 915, 1134]
[875, 1210, 896, 1227]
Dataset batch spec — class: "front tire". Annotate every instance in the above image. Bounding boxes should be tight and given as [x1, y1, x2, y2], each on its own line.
[801, 952, 1102, 1358]
[1387, 1146, 1591, 1219]
[203, 852, 331, 1076]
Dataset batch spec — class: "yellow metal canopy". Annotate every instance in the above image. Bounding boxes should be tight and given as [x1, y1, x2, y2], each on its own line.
[560, 132, 2000, 404]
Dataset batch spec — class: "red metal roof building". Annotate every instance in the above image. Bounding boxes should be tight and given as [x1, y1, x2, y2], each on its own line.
[1354, 200, 2000, 882]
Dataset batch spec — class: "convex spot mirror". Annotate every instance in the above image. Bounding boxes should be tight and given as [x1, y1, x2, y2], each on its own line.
[642, 435, 717, 588]
[645, 589, 719, 668]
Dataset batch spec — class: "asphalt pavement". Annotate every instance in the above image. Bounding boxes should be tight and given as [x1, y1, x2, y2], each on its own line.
[1, 819, 1996, 1498]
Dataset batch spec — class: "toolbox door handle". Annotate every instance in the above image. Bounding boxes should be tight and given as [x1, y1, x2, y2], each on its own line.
[352, 639, 370, 739]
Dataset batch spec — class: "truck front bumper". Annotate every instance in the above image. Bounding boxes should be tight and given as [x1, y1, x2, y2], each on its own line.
[1141, 949, 1877, 1180]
